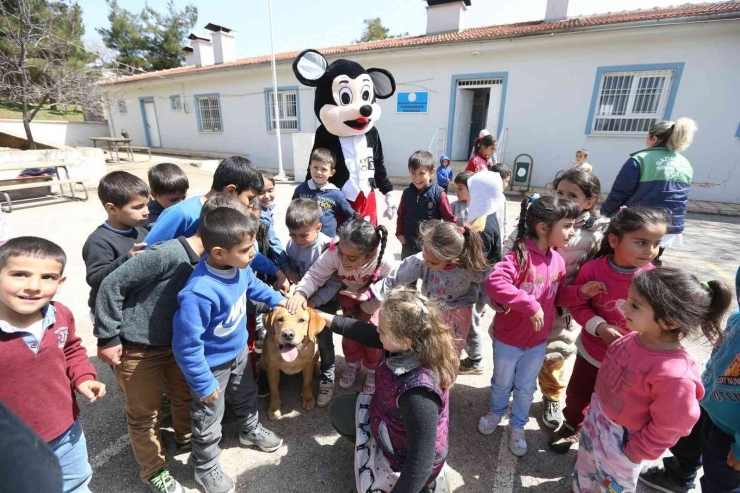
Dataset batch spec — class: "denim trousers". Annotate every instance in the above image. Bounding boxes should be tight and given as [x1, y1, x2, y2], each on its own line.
[48, 420, 93, 493]
[490, 338, 547, 429]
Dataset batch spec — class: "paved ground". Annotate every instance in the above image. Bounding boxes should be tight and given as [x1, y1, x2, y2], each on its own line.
[5, 156, 738, 492]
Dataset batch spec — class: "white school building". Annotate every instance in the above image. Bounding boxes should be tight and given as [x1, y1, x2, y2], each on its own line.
[101, 0, 740, 203]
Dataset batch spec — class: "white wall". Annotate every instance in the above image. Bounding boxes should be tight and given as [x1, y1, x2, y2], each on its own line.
[0, 120, 110, 148]
[105, 20, 740, 203]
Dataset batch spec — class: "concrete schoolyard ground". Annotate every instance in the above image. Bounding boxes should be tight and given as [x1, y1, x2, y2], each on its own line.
[5, 156, 737, 492]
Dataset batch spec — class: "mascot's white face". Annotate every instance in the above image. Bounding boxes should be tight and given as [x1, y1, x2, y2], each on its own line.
[292, 49, 396, 139]
[320, 74, 382, 137]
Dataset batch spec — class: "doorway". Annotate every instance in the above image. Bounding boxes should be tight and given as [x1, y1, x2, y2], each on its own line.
[449, 77, 504, 160]
[140, 97, 162, 148]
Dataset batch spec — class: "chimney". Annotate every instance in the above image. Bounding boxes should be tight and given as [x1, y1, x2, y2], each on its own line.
[205, 23, 236, 65]
[425, 0, 471, 35]
[183, 46, 195, 66]
[544, 0, 569, 22]
[188, 33, 214, 67]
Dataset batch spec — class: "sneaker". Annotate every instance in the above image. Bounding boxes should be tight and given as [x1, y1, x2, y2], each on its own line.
[458, 357, 484, 375]
[239, 422, 283, 452]
[317, 380, 334, 407]
[339, 363, 359, 390]
[256, 374, 270, 398]
[548, 422, 580, 454]
[478, 411, 502, 436]
[194, 466, 234, 493]
[175, 440, 191, 455]
[541, 398, 562, 430]
[362, 370, 376, 394]
[509, 428, 527, 456]
[148, 469, 183, 493]
[638, 465, 692, 493]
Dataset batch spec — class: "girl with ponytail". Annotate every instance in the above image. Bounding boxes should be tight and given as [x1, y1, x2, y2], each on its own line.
[317, 288, 457, 493]
[601, 117, 697, 264]
[288, 216, 394, 394]
[342, 220, 487, 356]
[465, 134, 498, 173]
[573, 268, 732, 493]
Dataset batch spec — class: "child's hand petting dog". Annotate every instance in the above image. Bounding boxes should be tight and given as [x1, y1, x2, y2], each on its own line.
[286, 293, 307, 314]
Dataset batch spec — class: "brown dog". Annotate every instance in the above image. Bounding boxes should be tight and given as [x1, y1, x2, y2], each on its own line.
[261, 305, 326, 420]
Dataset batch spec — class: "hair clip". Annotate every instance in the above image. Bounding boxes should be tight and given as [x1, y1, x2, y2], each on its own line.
[701, 281, 711, 292]
[415, 298, 429, 315]
[371, 267, 381, 282]
[459, 226, 465, 235]
[528, 193, 540, 204]
[619, 205, 628, 211]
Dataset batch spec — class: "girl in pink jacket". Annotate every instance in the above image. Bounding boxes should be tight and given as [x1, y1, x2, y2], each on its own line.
[288, 218, 394, 394]
[479, 195, 603, 457]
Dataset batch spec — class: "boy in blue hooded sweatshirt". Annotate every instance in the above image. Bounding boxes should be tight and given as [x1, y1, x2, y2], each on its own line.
[436, 155, 453, 193]
[639, 266, 740, 493]
[173, 207, 286, 493]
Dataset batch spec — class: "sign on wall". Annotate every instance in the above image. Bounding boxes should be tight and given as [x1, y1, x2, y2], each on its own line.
[396, 91, 429, 113]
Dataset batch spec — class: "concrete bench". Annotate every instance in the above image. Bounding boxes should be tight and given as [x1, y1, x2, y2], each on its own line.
[0, 164, 88, 212]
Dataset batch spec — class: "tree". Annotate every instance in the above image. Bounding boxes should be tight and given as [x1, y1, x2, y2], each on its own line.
[0, 0, 102, 149]
[355, 17, 407, 43]
[97, 0, 197, 74]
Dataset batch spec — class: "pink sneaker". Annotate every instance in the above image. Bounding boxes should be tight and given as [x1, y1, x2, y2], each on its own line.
[339, 363, 359, 389]
[362, 370, 376, 394]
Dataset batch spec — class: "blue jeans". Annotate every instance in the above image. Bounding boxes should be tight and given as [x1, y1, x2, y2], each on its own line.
[48, 420, 92, 493]
[490, 338, 546, 429]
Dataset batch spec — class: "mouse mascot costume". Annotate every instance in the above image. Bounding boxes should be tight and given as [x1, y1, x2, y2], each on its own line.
[292, 49, 398, 225]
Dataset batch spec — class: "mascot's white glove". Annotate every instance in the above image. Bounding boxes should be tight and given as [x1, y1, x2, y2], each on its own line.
[383, 190, 398, 220]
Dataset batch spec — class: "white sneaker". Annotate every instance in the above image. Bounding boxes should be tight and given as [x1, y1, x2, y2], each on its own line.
[509, 427, 527, 456]
[316, 381, 334, 407]
[362, 370, 376, 394]
[478, 411, 502, 435]
[339, 363, 359, 389]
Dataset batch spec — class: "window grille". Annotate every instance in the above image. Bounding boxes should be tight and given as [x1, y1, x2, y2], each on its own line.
[457, 79, 502, 87]
[195, 95, 223, 133]
[170, 95, 181, 111]
[592, 70, 674, 134]
[117, 100, 126, 114]
[266, 90, 298, 131]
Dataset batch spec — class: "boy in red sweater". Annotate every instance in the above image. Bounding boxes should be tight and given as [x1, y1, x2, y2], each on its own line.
[0, 237, 106, 493]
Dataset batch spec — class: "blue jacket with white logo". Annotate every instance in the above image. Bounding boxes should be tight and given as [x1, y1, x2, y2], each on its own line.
[699, 266, 740, 458]
[173, 258, 283, 397]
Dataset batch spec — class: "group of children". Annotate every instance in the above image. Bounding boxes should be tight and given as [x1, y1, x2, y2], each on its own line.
[0, 133, 738, 493]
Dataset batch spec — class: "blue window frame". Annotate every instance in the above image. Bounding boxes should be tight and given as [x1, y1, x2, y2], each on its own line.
[170, 95, 181, 111]
[263, 86, 300, 131]
[194, 93, 223, 133]
[585, 63, 684, 135]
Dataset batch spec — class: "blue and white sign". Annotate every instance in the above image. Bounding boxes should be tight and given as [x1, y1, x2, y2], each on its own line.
[396, 91, 429, 113]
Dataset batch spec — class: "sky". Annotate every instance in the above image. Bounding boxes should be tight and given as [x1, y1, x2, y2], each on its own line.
[78, 0, 711, 59]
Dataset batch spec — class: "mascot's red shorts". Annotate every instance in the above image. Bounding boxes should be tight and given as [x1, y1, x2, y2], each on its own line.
[348, 190, 377, 226]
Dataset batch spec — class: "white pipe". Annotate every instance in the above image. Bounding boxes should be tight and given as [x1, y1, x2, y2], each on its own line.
[268, 0, 287, 181]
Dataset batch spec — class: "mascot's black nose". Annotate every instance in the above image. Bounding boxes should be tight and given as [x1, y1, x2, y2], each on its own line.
[359, 105, 373, 117]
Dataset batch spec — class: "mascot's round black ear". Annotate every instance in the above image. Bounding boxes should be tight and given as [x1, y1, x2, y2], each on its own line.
[292, 49, 328, 87]
[367, 68, 396, 99]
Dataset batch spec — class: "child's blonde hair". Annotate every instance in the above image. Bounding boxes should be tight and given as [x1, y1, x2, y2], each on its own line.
[381, 288, 458, 390]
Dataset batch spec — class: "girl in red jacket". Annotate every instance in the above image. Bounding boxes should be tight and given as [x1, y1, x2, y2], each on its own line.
[480, 196, 604, 456]
[573, 268, 732, 493]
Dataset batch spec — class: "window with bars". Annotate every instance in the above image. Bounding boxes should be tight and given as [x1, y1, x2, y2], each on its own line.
[117, 100, 126, 114]
[195, 94, 223, 133]
[590, 69, 676, 134]
[265, 90, 299, 131]
[170, 95, 181, 111]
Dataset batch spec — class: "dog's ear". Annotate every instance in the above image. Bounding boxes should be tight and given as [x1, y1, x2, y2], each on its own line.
[306, 307, 326, 342]
[263, 309, 276, 336]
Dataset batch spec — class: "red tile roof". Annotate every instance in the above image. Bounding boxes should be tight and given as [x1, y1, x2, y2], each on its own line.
[102, 1, 740, 86]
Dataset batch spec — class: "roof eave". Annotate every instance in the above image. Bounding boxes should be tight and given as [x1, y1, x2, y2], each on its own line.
[101, 12, 740, 88]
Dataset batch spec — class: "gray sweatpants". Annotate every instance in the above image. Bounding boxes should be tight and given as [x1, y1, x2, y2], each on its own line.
[466, 294, 488, 361]
[189, 346, 258, 473]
